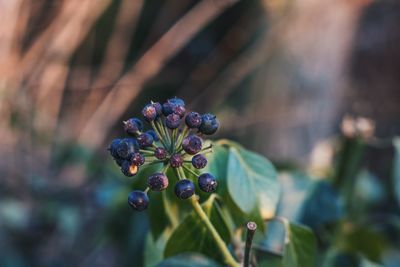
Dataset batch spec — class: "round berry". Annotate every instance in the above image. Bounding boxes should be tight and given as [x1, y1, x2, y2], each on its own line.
[123, 118, 143, 135]
[166, 113, 181, 129]
[128, 191, 149, 211]
[108, 138, 122, 158]
[182, 135, 202, 155]
[185, 112, 202, 128]
[117, 138, 138, 159]
[131, 152, 145, 166]
[121, 160, 138, 177]
[169, 97, 185, 107]
[137, 133, 154, 148]
[152, 102, 163, 116]
[198, 173, 217, 193]
[146, 130, 159, 142]
[173, 105, 186, 118]
[162, 101, 174, 116]
[199, 113, 219, 135]
[162, 97, 185, 116]
[192, 154, 207, 169]
[148, 172, 169, 191]
[142, 103, 157, 122]
[170, 154, 183, 168]
[174, 179, 195, 199]
[155, 147, 167, 160]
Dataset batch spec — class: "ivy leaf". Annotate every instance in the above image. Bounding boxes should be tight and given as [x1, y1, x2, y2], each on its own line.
[156, 253, 221, 267]
[227, 146, 279, 217]
[164, 196, 232, 262]
[281, 219, 317, 267]
[144, 231, 168, 267]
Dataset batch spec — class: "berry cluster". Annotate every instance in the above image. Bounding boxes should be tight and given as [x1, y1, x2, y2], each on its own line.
[108, 98, 219, 211]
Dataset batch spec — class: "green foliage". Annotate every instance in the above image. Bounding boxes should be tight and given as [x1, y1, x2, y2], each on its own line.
[227, 146, 280, 216]
[282, 221, 317, 267]
[156, 253, 221, 267]
[164, 196, 232, 262]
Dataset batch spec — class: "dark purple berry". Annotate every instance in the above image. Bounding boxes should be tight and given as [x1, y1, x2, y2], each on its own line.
[199, 113, 219, 135]
[174, 179, 195, 199]
[146, 130, 159, 141]
[137, 133, 154, 148]
[162, 102, 174, 116]
[108, 138, 122, 158]
[192, 154, 207, 169]
[131, 153, 145, 166]
[182, 135, 202, 155]
[117, 138, 138, 159]
[142, 103, 157, 122]
[152, 102, 163, 116]
[148, 172, 169, 191]
[123, 118, 143, 135]
[185, 112, 202, 128]
[128, 191, 149, 211]
[173, 105, 185, 117]
[169, 97, 185, 107]
[155, 147, 167, 160]
[166, 113, 181, 129]
[162, 97, 185, 116]
[198, 173, 217, 193]
[121, 160, 138, 177]
[170, 154, 183, 168]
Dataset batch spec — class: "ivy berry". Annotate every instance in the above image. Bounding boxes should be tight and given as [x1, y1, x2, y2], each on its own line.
[175, 179, 195, 199]
[185, 112, 202, 128]
[192, 154, 207, 169]
[123, 118, 143, 135]
[198, 173, 217, 193]
[128, 191, 149, 211]
[199, 113, 219, 135]
[148, 173, 169, 191]
[182, 135, 202, 155]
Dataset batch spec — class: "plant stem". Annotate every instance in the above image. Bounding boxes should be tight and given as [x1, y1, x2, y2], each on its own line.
[176, 167, 240, 267]
[243, 222, 257, 267]
[150, 121, 168, 148]
[189, 196, 240, 267]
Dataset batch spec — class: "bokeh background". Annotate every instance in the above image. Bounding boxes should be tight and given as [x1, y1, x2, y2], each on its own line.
[1, 0, 400, 266]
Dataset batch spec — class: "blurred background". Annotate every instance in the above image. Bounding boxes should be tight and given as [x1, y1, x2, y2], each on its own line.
[1, 0, 400, 266]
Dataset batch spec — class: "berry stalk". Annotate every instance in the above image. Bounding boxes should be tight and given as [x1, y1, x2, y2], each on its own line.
[176, 167, 240, 267]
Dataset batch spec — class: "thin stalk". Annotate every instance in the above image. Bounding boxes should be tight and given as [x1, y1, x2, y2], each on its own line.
[243, 222, 257, 267]
[182, 164, 200, 177]
[175, 125, 189, 150]
[150, 121, 168, 148]
[157, 119, 171, 146]
[176, 167, 240, 267]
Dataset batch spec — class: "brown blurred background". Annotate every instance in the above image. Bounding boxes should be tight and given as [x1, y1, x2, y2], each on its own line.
[1, 0, 400, 266]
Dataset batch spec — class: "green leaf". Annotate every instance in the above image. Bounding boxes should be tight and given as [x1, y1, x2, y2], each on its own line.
[227, 146, 279, 217]
[144, 231, 168, 267]
[282, 220, 317, 267]
[148, 190, 171, 240]
[164, 196, 232, 262]
[156, 253, 221, 267]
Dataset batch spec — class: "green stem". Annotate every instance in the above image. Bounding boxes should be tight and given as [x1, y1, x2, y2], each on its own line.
[182, 164, 200, 177]
[175, 125, 190, 150]
[150, 121, 168, 148]
[176, 167, 239, 267]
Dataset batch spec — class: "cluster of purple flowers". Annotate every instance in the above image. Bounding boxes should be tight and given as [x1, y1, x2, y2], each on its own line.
[108, 97, 219, 211]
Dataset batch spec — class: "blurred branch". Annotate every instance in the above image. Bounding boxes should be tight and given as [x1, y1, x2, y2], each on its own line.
[31, 0, 111, 140]
[179, 5, 263, 102]
[79, 0, 239, 148]
[75, 0, 144, 136]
